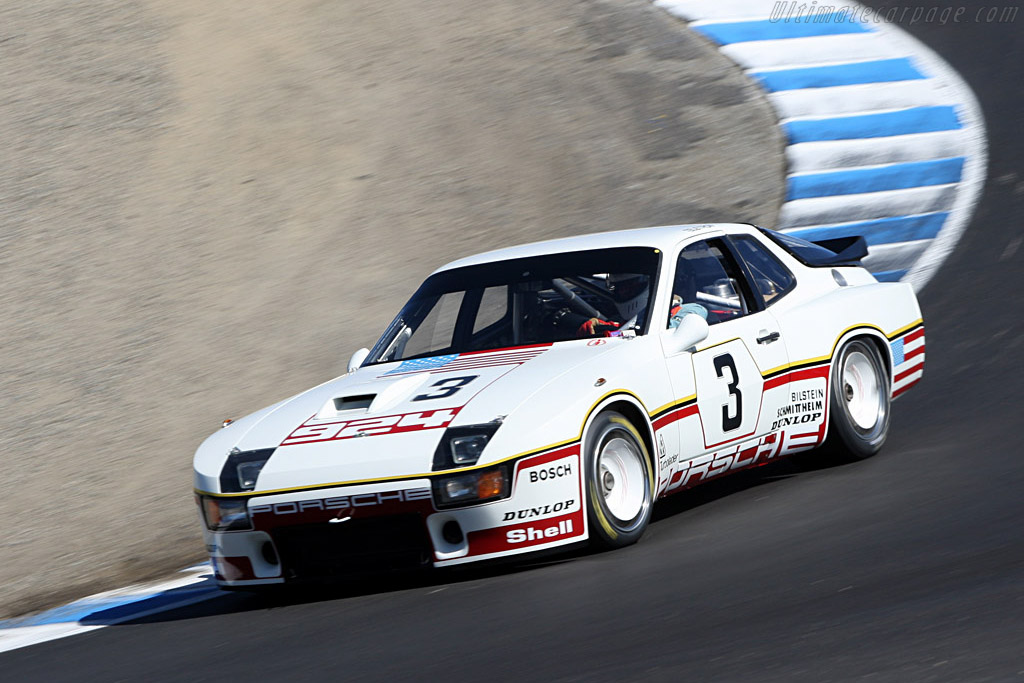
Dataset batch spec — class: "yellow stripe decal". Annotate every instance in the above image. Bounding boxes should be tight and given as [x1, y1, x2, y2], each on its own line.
[650, 394, 697, 419]
[762, 319, 923, 378]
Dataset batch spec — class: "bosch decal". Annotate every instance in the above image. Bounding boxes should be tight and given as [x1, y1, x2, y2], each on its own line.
[528, 463, 573, 483]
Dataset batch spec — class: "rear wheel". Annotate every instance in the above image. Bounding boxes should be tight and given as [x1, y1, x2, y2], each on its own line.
[584, 411, 653, 548]
[824, 338, 890, 461]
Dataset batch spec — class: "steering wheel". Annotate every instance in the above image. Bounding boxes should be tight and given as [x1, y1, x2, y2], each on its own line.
[551, 279, 608, 320]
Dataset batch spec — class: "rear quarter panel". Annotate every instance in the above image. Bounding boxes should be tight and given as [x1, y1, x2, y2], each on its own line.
[771, 276, 924, 397]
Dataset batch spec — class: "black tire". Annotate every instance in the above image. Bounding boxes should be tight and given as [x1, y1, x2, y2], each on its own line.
[823, 338, 891, 461]
[583, 411, 654, 549]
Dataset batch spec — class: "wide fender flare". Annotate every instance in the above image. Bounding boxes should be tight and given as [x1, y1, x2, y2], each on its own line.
[815, 327, 897, 446]
[579, 392, 658, 491]
[832, 326, 894, 387]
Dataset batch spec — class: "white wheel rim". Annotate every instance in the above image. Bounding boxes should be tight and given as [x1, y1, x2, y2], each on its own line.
[842, 350, 882, 430]
[598, 436, 647, 523]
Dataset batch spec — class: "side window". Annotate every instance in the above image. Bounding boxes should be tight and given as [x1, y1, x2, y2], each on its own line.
[731, 235, 795, 305]
[669, 239, 751, 327]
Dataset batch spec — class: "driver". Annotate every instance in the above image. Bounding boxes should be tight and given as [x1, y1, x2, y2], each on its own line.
[578, 316, 621, 337]
[668, 268, 708, 329]
[550, 274, 648, 339]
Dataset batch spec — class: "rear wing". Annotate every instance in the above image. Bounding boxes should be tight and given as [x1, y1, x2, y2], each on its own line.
[807, 235, 868, 266]
[757, 227, 868, 268]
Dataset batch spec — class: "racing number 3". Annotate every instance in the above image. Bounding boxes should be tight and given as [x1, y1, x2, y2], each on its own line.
[713, 354, 742, 432]
[413, 375, 478, 401]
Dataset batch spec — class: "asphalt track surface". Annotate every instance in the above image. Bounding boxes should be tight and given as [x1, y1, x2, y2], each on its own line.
[4, 6, 1022, 681]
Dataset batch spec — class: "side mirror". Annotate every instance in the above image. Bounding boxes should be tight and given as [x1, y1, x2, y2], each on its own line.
[347, 348, 370, 374]
[669, 313, 709, 354]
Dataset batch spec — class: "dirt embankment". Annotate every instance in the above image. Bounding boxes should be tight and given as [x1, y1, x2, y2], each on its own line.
[0, 0, 783, 616]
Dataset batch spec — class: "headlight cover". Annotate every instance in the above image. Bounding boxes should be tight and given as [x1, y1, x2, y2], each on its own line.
[450, 434, 491, 465]
[219, 448, 276, 493]
[433, 464, 510, 509]
[432, 424, 500, 470]
[200, 496, 252, 531]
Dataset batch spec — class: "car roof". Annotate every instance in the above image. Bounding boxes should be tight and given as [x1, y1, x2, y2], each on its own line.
[434, 223, 752, 272]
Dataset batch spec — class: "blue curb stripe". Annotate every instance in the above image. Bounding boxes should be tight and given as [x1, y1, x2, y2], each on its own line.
[783, 105, 962, 143]
[79, 588, 217, 625]
[787, 212, 949, 246]
[752, 58, 925, 92]
[0, 570, 217, 631]
[693, 14, 869, 44]
[27, 587, 216, 626]
[874, 269, 908, 282]
[787, 157, 964, 199]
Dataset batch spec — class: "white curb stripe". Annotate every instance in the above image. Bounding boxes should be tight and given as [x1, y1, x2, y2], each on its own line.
[720, 33, 902, 69]
[770, 81, 947, 119]
[862, 239, 931, 274]
[778, 184, 959, 228]
[786, 131, 967, 173]
[654, 0, 768, 21]
[653, 0, 986, 288]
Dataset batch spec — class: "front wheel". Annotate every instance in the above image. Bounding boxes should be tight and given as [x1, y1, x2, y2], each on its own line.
[824, 338, 891, 461]
[584, 411, 653, 548]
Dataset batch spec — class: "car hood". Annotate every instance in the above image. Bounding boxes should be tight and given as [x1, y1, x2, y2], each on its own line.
[194, 340, 625, 493]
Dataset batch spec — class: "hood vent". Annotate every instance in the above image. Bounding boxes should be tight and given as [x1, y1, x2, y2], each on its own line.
[333, 394, 376, 412]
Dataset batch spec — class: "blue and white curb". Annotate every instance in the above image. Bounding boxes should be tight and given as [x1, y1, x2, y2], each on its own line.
[0, 564, 218, 653]
[654, 0, 987, 289]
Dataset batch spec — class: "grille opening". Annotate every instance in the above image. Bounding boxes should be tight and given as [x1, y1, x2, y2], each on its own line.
[271, 515, 432, 581]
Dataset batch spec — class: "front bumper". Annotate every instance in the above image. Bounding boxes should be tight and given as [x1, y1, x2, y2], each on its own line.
[200, 444, 585, 587]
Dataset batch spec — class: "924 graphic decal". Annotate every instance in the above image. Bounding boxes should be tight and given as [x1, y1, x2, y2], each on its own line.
[281, 408, 461, 446]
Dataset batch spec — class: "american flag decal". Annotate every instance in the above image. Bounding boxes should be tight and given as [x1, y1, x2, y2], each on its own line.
[383, 344, 550, 376]
[890, 325, 925, 398]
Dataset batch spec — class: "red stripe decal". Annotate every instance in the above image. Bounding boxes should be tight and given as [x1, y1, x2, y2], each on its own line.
[902, 327, 925, 344]
[904, 344, 926, 361]
[653, 404, 699, 430]
[466, 508, 585, 557]
[894, 364, 924, 383]
[515, 444, 581, 470]
[459, 343, 552, 357]
[765, 363, 831, 390]
[892, 378, 921, 397]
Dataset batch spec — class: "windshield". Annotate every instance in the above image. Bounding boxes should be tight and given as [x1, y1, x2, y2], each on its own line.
[366, 247, 661, 365]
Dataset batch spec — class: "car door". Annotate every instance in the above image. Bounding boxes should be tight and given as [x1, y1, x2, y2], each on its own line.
[729, 231, 829, 456]
[659, 236, 790, 489]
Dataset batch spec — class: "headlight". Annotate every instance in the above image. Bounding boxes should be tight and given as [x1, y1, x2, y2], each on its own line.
[219, 448, 276, 493]
[433, 465, 509, 508]
[433, 424, 500, 470]
[450, 434, 491, 465]
[236, 460, 265, 490]
[199, 496, 252, 531]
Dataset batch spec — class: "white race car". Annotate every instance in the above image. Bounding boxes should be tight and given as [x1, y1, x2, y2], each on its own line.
[194, 224, 924, 587]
